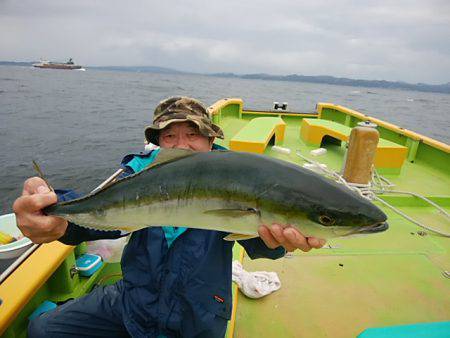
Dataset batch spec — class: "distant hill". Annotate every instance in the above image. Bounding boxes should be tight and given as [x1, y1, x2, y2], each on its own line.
[2, 61, 449, 94]
[209, 72, 450, 94]
[90, 65, 185, 74]
[0, 62, 184, 75]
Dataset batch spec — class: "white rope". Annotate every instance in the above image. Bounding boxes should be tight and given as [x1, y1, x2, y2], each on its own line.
[370, 194, 450, 237]
[295, 150, 450, 237]
[372, 189, 450, 218]
[373, 169, 395, 189]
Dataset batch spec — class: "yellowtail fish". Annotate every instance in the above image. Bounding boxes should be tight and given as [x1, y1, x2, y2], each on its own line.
[44, 149, 388, 240]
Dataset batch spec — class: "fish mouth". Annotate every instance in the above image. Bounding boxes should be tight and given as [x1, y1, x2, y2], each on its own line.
[358, 221, 389, 234]
[346, 221, 389, 236]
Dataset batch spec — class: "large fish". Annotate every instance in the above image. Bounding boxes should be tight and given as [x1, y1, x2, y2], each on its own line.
[44, 149, 388, 240]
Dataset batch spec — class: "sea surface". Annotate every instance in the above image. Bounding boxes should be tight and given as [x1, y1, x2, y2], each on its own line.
[1, 65, 449, 212]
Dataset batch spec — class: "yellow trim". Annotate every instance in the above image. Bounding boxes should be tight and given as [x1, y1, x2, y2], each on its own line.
[208, 99, 317, 118]
[0, 242, 74, 333]
[229, 140, 267, 154]
[227, 247, 245, 338]
[317, 102, 450, 153]
[208, 98, 243, 116]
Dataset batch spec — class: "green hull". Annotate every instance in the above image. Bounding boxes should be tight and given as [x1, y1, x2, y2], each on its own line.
[1, 99, 449, 338]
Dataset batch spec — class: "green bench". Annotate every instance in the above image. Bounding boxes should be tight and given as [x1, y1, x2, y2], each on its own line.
[229, 117, 286, 154]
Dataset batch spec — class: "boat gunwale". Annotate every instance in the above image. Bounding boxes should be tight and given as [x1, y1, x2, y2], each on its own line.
[316, 102, 450, 153]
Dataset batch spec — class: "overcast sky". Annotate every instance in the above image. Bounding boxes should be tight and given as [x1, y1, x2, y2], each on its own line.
[1, 0, 449, 84]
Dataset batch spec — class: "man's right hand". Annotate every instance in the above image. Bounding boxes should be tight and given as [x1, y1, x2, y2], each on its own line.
[13, 177, 68, 244]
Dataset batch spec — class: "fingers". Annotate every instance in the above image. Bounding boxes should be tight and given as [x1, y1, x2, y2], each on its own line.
[307, 237, 327, 248]
[14, 199, 68, 242]
[259, 223, 326, 253]
[282, 227, 311, 252]
[18, 216, 68, 244]
[13, 177, 67, 243]
[258, 225, 280, 249]
[22, 176, 51, 196]
[258, 223, 311, 251]
[13, 192, 58, 214]
[268, 224, 298, 252]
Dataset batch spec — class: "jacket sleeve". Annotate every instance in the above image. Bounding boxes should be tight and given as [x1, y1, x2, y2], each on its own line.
[55, 189, 126, 246]
[238, 237, 286, 260]
[58, 222, 125, 246]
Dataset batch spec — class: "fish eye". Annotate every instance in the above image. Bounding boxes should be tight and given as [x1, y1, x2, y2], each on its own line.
[319, 215, 335, 226]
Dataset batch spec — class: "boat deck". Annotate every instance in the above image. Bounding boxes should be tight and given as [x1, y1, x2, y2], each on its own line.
[218, 113, 449, 196]
[1, 100, 448, 338]
[217, 106, 450, 337]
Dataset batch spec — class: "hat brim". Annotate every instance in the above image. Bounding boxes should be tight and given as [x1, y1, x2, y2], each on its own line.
[144, 118, 224, 146]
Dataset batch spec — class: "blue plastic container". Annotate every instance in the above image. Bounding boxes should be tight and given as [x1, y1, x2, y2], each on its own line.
[75, 253, 103, 277]
[28, 300, 57, 320]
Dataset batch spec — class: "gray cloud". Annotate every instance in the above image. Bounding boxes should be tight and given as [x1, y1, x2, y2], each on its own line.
[1, 0, 449, 83]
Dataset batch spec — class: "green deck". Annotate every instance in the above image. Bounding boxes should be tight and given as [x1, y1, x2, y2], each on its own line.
[218, 107, 450, 337]
[2, 102, 449, 338]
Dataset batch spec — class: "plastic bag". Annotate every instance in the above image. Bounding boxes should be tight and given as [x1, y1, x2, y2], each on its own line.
[86, 236, 129, 263]
[232, 260, 281, 298]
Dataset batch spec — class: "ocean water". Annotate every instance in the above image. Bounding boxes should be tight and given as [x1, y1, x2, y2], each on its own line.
[1, 65, 449, 212]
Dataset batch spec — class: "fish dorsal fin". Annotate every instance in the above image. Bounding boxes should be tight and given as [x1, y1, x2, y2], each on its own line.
[146, 148, 196, 170]
[223, 233, 259, 241]
[75, 149, 198, 200]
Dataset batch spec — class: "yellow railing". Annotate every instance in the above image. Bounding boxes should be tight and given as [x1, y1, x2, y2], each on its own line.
[316, 102, 450, 153]
[0, 242, 74, 334]
[208, 98, 244, 117]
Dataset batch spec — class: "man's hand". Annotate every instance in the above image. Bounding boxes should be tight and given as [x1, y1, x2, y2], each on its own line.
[13, 177, 68, 244]
[258, 223, 326, 252]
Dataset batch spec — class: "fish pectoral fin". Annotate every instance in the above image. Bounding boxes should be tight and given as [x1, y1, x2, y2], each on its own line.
[204, 208, 260, 218]
[223, 233, 259, 241]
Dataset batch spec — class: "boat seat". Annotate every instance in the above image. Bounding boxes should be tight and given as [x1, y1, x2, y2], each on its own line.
[229, 117, 286, 154]
[300, 118, 408, 173]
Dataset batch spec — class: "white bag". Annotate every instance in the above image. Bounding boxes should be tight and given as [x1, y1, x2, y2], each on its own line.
[232, 260, 281, 299]
[86, 236, 129, 263]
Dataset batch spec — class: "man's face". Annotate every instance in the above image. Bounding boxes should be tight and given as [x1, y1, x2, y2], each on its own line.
[158, 121, 214, 152]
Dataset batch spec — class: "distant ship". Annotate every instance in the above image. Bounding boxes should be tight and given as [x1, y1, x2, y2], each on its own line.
[33, 58, 83, 70]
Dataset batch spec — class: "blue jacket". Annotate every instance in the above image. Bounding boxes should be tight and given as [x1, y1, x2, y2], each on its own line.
[57, 147, 285, 337]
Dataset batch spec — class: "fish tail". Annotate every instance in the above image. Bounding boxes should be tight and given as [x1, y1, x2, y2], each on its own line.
[32, 160, 54, 192]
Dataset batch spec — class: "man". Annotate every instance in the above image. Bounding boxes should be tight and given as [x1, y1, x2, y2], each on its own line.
[14, 97, 325, 338]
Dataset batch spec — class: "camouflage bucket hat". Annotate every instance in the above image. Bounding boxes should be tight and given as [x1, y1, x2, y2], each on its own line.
[144, 96, 224, 145]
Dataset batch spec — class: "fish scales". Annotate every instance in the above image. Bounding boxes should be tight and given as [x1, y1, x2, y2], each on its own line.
[44, 149, 388, 239]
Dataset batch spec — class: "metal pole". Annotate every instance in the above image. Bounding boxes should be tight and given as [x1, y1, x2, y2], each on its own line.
[90, 169, 124, 194]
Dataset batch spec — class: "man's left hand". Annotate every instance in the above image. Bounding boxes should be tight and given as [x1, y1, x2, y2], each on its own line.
[258, 223, 326, 252]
